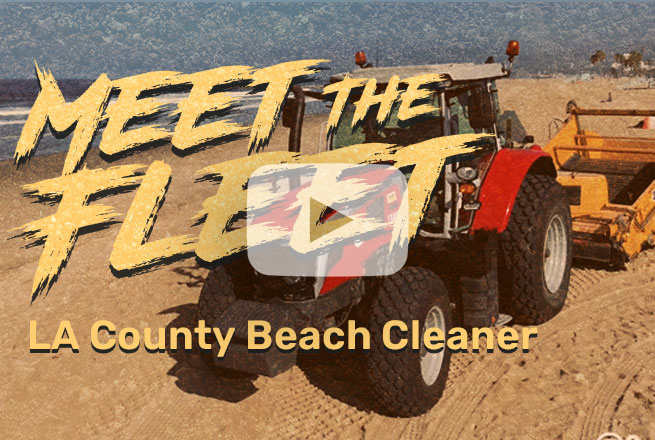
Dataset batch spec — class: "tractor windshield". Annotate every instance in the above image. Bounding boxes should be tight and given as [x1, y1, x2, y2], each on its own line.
[331, 83, 494, 150]
[332, 95, 443, 149]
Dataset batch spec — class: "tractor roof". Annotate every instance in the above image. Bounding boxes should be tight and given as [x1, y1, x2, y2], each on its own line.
[330, 62, 507, 84]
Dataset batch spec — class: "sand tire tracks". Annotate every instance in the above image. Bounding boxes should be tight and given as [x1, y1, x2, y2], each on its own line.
[119, 256, 653, 440]
[567, 337, 655, 440]
[398, 272, 655, 440]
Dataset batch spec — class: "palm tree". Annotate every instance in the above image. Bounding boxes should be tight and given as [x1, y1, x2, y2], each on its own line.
[627, 51, 644, 75]
[596, 50, 606, 63]
[590, 50, 606, 76]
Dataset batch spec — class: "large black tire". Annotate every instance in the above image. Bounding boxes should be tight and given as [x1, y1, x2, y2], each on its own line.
[360, 267, 452, 417]
[197, 267, 236, 326]
[499, 174, 572, 324]
[197, 267, 237, 364]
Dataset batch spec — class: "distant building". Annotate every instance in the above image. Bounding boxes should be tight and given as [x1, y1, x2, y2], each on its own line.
[611, 52, 654, 77]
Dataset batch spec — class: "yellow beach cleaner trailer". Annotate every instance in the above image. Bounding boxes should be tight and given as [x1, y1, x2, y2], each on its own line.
[544, 104, 655, 265]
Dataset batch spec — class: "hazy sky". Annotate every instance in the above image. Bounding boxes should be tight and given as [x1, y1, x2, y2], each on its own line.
[2, 2, 654, 78]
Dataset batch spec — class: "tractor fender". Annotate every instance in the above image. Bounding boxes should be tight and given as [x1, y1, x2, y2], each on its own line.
[471, 146, 556, 234]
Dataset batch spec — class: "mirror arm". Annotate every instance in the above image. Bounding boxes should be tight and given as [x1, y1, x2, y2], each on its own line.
[288, 86, 306, 153]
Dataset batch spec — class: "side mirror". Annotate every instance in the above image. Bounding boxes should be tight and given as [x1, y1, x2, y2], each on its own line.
[469, 88, 496, 129]
[522, 135, 534, 144]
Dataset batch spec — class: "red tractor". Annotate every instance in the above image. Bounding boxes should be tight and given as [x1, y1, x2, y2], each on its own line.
[197, 41, 572, 416]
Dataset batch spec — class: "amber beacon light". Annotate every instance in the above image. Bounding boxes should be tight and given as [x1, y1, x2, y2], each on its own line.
[506, 40, 520, 62]
[355, 51, 368, 68]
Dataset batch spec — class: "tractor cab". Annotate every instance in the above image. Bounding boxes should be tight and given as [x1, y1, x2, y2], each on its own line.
[282, 45, 521, 239]
[328, 62, 505, 149]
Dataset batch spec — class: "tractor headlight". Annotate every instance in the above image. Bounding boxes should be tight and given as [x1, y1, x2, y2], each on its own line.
[456, 166, 478, 181]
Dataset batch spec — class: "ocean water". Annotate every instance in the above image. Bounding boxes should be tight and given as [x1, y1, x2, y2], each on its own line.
[0, 103, 35, 161]
[0, 79, 327, 162]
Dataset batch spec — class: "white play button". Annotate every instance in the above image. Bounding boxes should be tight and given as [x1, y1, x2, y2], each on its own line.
[246, 163, 408, 277]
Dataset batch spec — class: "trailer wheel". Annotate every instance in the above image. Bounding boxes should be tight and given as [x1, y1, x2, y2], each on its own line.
[360, 267, 452, 417]
[197, 267, 236, 362]
[499, 174, 572, 324]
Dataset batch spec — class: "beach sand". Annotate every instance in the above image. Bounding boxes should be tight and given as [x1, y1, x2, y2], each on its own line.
[1, 78, 654, 439]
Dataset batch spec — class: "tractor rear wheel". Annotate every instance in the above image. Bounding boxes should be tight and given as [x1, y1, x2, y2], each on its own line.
[499, 174, 572, 324]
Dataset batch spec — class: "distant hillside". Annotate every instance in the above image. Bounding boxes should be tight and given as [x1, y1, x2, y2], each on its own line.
[1, 3, 655, 79]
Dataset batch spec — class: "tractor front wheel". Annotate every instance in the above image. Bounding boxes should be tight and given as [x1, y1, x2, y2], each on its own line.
[197, 267, 237, 364]
[358, 267, 452, 417]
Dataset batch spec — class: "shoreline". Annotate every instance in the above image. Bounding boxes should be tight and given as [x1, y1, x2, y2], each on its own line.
[0, 111, 332, 166]
[4, 76, 655, 163]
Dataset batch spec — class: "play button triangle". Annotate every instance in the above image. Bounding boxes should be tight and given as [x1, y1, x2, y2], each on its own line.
[309, 197, 354, 243]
